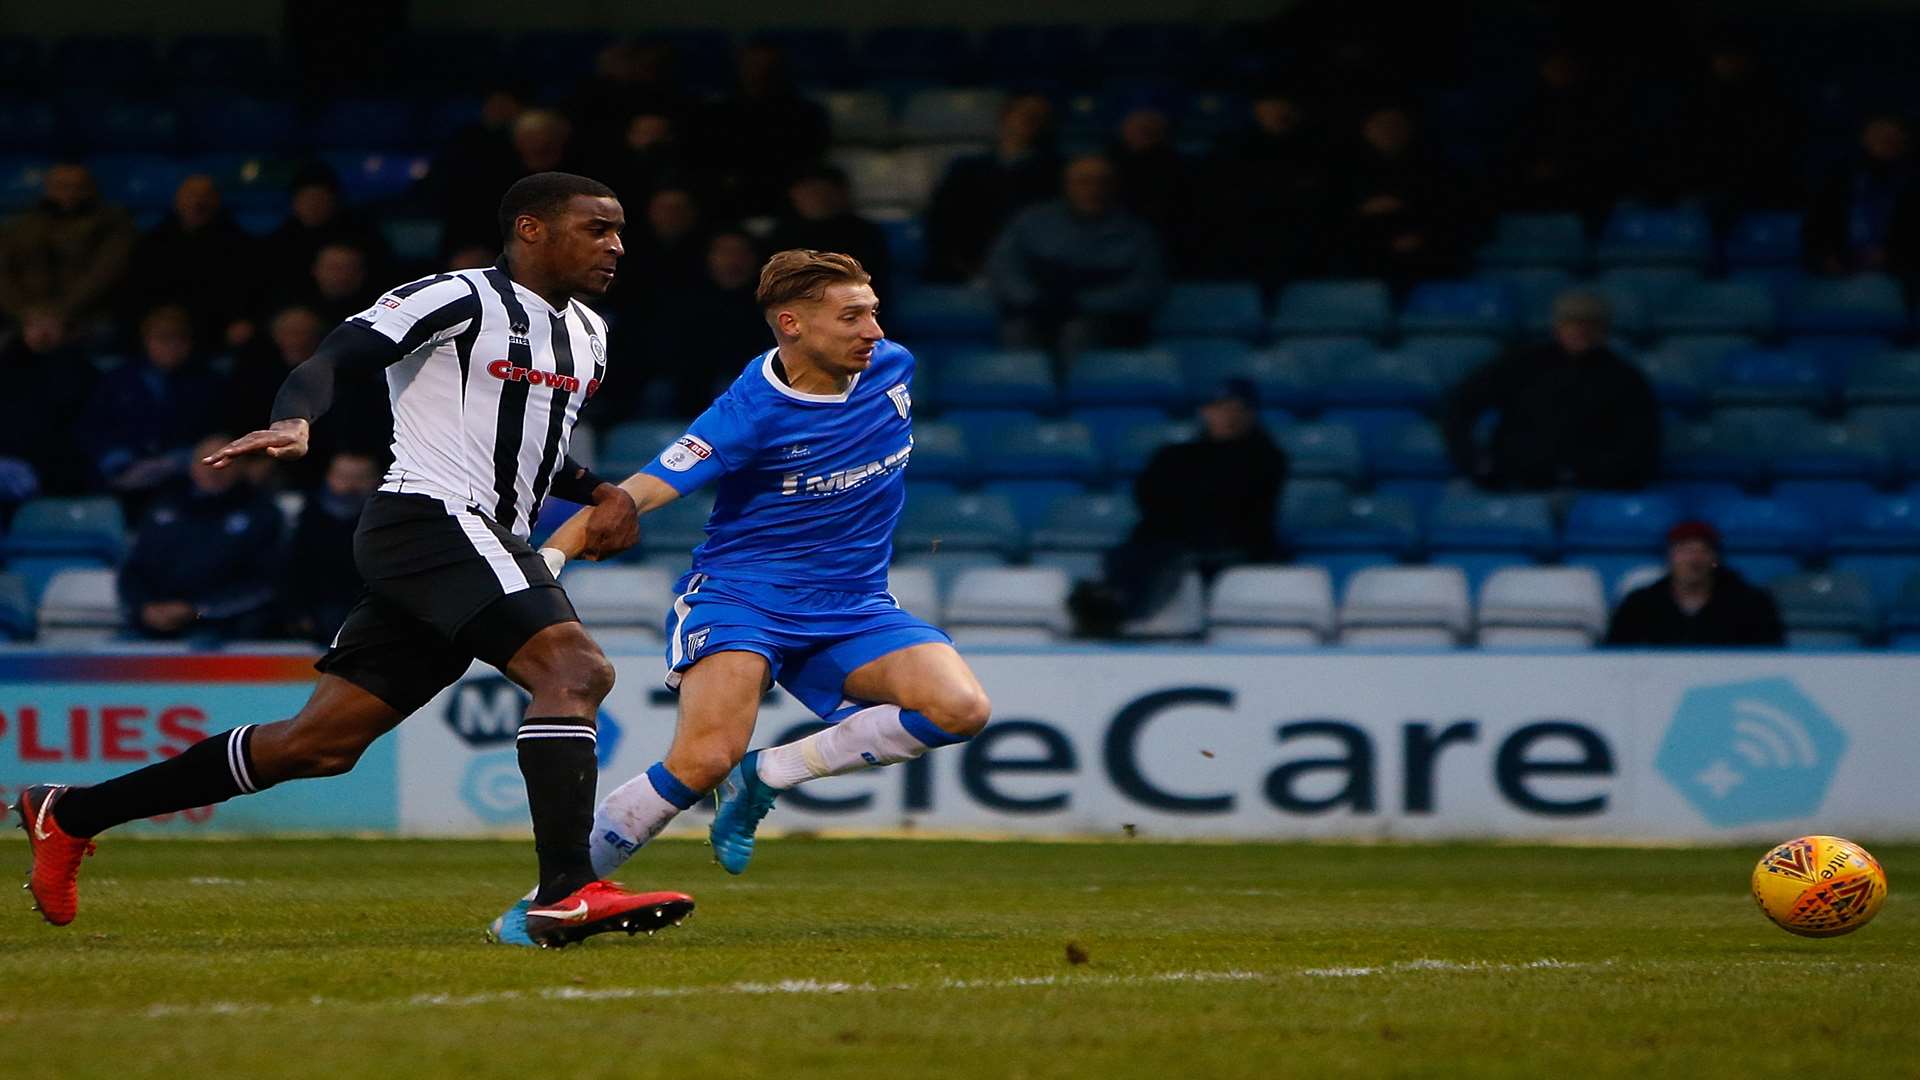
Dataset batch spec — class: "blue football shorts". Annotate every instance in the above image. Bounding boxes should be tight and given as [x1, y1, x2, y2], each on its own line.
[661, 571, 952, 720]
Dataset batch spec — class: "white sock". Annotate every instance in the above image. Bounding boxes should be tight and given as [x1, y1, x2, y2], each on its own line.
[756, 705, 968, 790]
[588, 762, 701, 877]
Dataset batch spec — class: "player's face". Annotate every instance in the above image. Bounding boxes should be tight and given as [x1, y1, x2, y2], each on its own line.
[553, 195, 626, 297]
[795, 283, 883, 375]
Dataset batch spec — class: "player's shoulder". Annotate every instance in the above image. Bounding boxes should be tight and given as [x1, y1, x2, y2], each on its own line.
[566, 298, 610, 337]
[871, 338, 916, 378]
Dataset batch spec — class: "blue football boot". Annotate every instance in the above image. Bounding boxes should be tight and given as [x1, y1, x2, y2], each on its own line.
[487, 889, 537, 946]
[709, 749, 779, 875]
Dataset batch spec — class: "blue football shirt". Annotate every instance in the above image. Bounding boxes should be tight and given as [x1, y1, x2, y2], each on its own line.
[641, 341, 917, 592]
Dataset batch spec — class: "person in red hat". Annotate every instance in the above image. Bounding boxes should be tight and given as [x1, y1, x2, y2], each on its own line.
[1603, 520, 1785, 646]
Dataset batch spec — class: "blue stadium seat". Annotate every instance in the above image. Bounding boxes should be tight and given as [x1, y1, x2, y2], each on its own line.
[0, 156, 47, 213]
[1594, 268, 1701, 340]
[1369, 420, 1452, 479]
[1284, 492, 1421, 558]
[814, 90, 894, 144]
[1772, 480, 1880, 524]
[1071, 407, 1169, 452]
[1563, 492, 1683, 553]
[1397, 280, 1516, 337]
[1772, 570, 1879, 649]
[1710, 406, 1823, 480]
[1851, 407, 1920, 479]
[1162, 337, 1251, 390]
[6, 555, 109, 603]
[311, 99, 422, 150]
[1319, 352, 1440, 409]
[1476, 213, 1587, 270]
[0, 573, 31, 642]
[1784, 274, 1908, 335]
[1661, 420, 1754, 483]
[856, 26, 974, 80]
[89, 154, 191, 213]
[1192, 345, 1328, 412]
[1275, 423, 1365, 484]
[1657, 333, 1758, 367]
[1698, 495, 1824, 557]
[1321, 408, 1423, 448]
[1595, 204, 1712, 268]
[1632, 349, 1713, 411]
[894, 491, 1024, 557]
[1785, 334, 1887, 381]
[1712, 348, 1832, 409]
[1723, 211, 1804, 267]
[182, 96, 298, 152]
[879, 218, 926, 280]
[381, 217, 445, 263]
[1067, 348, 1184, 407]
[1108, 419, 1196, 476]
[906, 421, 972, 482]
[1030, 492, 1138, 551]
[984, 480, 1082, 529]
[939, 349, 1055, 409]
[889, 285, 997, 339]
[1828, 493, 1920, 606]
[1270, 280, 1393, 339]
[1282, 478, 1353, 518]
[3, 497, 126, 562]
[1770, 419, 1892, 482]
[319, 151, 431, 204]
[1397, 335, 1502, 386]
[1564, 554, 1666, 603]
[973, 420, 1099, 481]
[941, 408, 1032, 449]
[900, 88, 1005, 142]
[1478, 268, 1575, 336]
[74, 101, 182, 153]
[1651, 280, 1776, 336]
[1426, 491, 1556, 556]
[1153, 281, 1264, 340]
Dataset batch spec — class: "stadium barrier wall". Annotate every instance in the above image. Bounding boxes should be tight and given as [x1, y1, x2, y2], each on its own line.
[2, 649, 1916, 842]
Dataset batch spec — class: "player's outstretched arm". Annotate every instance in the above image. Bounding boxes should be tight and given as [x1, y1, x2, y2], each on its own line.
[541, 473, 680, 569]
[202, 418, 310, 469]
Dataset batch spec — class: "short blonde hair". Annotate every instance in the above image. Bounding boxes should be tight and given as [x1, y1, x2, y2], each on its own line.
[755, 249, 870, 311]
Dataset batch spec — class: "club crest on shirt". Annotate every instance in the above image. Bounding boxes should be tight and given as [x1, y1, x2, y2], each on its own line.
[886, 383, 911, 420]
[589, 334, 605, 362]
[659, 434, 713, 472]
[685, 627, 711, 658]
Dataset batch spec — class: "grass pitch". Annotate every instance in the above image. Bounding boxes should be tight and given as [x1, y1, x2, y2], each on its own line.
[0, 836, 1913, 1079]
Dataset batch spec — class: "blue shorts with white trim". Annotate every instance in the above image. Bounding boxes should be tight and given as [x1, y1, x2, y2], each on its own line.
[662, 572, 952, 721]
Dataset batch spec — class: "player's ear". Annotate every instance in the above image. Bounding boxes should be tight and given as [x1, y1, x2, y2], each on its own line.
[514, 213, 545, 246]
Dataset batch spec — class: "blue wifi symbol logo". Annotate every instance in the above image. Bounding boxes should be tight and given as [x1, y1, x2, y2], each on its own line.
[1656, 678, 1848, 827]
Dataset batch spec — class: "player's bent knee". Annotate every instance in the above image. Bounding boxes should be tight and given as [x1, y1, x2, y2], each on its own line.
[928, 687, 991, 738]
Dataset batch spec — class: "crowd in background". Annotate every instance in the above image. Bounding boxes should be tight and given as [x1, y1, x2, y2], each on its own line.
[1, 14, 1889, 643]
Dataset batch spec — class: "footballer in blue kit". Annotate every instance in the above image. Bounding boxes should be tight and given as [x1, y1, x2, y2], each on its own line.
[491, 250, 992, 940]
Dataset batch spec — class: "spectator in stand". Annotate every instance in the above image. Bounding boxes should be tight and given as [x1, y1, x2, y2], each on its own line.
[1498, 47, 1629, 225]
[608, 185, 709, 305]
[1334, 105, 1473, 285]
[1069, 378, 1288, 636]
[81, 305, 219, 502]
[512, 110, 577, 177]
[119, 433, 284, 642]
[594, 111, 690, 212]
[261, 164, 390, 307]
[1443, 290, 1659, 492]
[430, 88, 528, 252]
[124, 174, 260, 350]
[765, 164, 891, 295]
[1661, 40, 1803, 217]
[302, 241, 376, 324]
[1604, 521, 1786, 647]
[1804, 114, 1920, 277]
[0, 163, 136, 337]
[924, 93, 1060, 282]
[641, 229, 770, 420]
[1195, 88, 1334, 286]
[690, 43, 830, 218]
[986, 154, 1166, 356]
[279, 449, 379, 643]
[566, 40, 687, 159]
[1109, 105, 1195, 267]
[0, 306, 95, 501]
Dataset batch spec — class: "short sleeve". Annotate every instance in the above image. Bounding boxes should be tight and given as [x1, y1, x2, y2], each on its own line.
[349, 274, 481, 354]
[640, 393, 759, 494]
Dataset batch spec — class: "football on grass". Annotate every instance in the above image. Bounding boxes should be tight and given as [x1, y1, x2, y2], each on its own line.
[1751, 835, 1888, 937]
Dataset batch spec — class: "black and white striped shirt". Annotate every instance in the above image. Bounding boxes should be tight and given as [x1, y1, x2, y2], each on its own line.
[346, 263, 609, 538]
